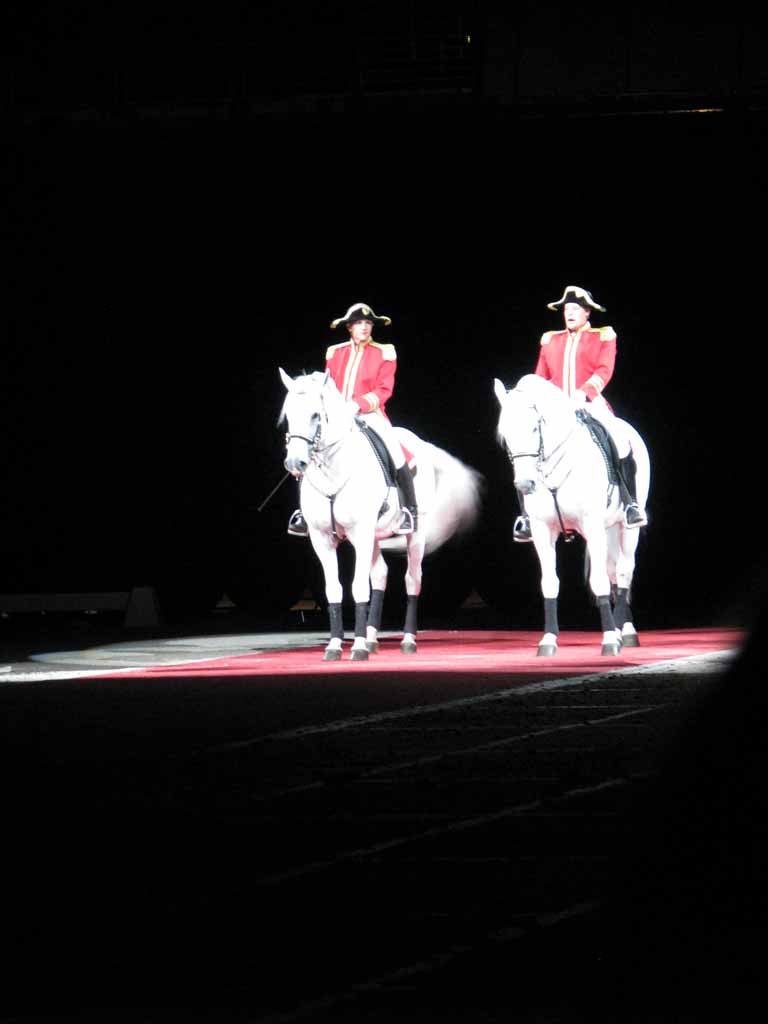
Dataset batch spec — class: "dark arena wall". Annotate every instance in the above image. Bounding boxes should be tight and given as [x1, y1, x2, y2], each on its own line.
[2, 8, 768, 1023]
[3, 4, 765, 627]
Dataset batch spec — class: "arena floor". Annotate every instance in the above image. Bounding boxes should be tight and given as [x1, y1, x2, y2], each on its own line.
[0, 620, 757, 1023]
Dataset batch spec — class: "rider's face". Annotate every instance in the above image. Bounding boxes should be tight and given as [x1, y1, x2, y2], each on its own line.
[563, 302, 590, 332]
[348, 318, 374, 344]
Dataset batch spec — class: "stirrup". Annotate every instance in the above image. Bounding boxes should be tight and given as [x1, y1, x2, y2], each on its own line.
[624, 503, 648, 529]
[394, 507, 416, 535]
[287, 509, 309, 537]
[513, 514, 532, 543]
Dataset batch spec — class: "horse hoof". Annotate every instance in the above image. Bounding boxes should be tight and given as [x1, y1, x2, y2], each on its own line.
[621, 633, 640, 648]
[366, 640, 380, 654]
[537, 645, 557, 657]
[400, 640, 417, 655]
[601, 643, 621, 656]
[350, 648, 369, 662]
[323, 648, 342, 661]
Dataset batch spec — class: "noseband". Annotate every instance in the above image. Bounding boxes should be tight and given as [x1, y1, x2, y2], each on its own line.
[285, 394, 354, 471]
[506, 410, 574, 472]
[505, 405, 578, 541]
[285, 408, 322, 457]
[505, 414, 544, 464]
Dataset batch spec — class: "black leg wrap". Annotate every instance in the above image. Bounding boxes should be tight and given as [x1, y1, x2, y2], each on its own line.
[354, 602, 369, 639]
[543, 597, 559, 636]
[404, 595, 419, 636]
[597, 595, 616, 632]
[368, 589, 385, 631]
[614, 586, 631, 626]
[328, 602, 344, 641]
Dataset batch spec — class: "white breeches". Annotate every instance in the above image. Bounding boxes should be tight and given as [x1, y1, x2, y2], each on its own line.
[360, 412, 405, 469]
[586, 397, 631, 459]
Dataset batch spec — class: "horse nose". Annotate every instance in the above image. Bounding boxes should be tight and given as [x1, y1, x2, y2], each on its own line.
[284, 456, 307, 477]
[517, 479, 536, 495]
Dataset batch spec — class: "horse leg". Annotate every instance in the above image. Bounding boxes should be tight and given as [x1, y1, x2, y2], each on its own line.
[348, 527, 375, 661]
[401, 531, 426, 654]
[585, 521, 621, 656]
[367, 543, 388, 653]
[615, 526, 640, 646]
[533, 522, 560, 656]
[310, 534, 345, 661]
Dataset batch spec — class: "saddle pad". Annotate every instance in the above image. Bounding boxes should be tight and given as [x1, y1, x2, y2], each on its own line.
[576, 409, 620, 487]
[358, 421, 396, 487]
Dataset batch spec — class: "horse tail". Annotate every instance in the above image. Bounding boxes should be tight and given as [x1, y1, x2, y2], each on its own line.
[422, 443, 484, 555]
[381, 441, 484, 556]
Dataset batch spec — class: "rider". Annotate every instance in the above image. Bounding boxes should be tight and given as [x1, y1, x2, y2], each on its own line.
[287, 301, 418, 537]
[513, 284, 648, 543]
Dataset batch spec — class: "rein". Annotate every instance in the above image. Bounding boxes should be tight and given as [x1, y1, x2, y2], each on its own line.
[288, 396, 381, 540]
[508, 407, 577, 541]
[507, 414, 576, 483]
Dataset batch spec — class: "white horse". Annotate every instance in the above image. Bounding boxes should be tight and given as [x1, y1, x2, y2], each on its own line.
[280, 369, 483, 660]
[494, 374, 651, 656]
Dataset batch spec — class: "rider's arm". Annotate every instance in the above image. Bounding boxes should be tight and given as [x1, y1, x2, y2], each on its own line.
[357, 344, 397, 414]
[579, 327, 616, 401]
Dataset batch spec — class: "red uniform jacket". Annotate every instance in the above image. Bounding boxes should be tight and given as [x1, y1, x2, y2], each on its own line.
[325, 339, 397, 419]
[534, 325, 617, 402]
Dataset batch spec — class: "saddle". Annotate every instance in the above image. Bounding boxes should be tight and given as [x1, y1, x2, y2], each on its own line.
[356, 420, 415, 518]
[357, 420, 396, 486]
[575, 408, 621, 489]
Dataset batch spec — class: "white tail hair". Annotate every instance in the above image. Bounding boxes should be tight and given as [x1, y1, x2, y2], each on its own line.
[382, 441, 484, 556]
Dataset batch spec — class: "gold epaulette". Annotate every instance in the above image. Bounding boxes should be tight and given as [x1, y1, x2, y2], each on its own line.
[540, 331, 557, 346]
[598, 326, 616, 342]
[370, 341, 397, 361]
[325, 340, 350, 359]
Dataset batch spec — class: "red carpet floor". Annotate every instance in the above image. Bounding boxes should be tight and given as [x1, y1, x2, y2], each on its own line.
[92, 627, 744, 680]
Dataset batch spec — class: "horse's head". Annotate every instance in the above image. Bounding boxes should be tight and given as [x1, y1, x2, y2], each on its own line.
[279, 367, 349, 477]
[494, 374, 579, 494]
[493, 376, 543, 495]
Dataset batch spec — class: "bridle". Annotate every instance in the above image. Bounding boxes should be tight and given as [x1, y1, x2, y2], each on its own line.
[506, 404, 578, 540]
[285, 392, 361, 538]
[506, 410, 574, 476]
[285, 411, 322, 456]
[285, 394, 354, 467]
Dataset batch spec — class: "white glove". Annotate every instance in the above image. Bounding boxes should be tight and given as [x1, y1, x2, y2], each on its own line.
[572, 390, 588, 407]
[347, 400, 360, 415]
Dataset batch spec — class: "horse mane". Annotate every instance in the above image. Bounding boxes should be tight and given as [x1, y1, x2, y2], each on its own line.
[513, 374, 567, 407]
[496, 373, 574, 450]
[277, 369, 343, 426]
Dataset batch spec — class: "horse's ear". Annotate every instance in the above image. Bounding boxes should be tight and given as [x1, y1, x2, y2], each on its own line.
[493, 378, 508, 406]
[279, 367, 294, 392]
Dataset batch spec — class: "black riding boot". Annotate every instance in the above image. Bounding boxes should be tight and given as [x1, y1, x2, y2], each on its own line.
[513, 488, 532, 542]
[618, 455, 648, 528]
[395, 465, 418, 534]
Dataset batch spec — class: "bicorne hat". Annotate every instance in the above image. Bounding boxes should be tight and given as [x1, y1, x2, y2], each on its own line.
[330, 302, 392, 329]
[546, 285, 606, 312]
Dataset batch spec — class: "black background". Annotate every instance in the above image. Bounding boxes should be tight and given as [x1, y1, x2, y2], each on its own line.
[2, 2, 766, 632]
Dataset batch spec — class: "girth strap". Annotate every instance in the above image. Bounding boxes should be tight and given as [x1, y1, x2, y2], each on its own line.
[550, 487, 576, 543]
